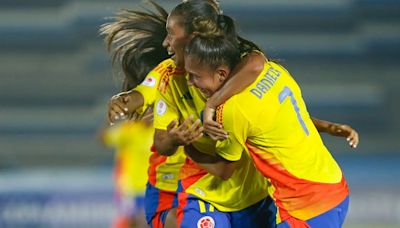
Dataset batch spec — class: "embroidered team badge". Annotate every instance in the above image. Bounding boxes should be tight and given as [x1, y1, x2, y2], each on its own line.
[141, 76, 156, 87]
[156, 99, 167, 116]
[197, 216, 215, 228]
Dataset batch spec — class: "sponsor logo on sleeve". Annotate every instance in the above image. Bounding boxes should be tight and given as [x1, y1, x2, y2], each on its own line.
[156, 99, 167, 116]
[142, 76, 156, 87]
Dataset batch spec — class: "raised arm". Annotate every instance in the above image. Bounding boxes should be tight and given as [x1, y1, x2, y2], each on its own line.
[311, 117, 359, 148]
[203, 52, 265, 140]
[206, 52, 265, 108]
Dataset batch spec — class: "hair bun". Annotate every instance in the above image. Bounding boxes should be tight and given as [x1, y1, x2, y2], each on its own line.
[192, 16, 224, 38]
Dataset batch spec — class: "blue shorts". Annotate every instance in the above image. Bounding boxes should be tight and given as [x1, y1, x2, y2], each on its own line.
[278, 196, 349, 228]
[177, 193, 276, 228]
[144, 183, 178, 228]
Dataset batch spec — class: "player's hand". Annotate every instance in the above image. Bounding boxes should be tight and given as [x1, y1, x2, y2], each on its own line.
[166, 115, 204, 146]
[203, 106, 228, 141]
[108, 92, 135, 124]
[141, 106, 154, 126]
[328, 124, 359, 148]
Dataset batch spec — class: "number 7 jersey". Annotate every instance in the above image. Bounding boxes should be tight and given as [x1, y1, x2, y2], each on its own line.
[215, 61, 349, 223]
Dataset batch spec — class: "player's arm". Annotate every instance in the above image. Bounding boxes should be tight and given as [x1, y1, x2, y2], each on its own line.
[311, 117, 359, 148]
[154, 116, 203, 156]
[108, 66, 162, 124]
[184, 144, 238, 180]
[203, 51, 265, 140]
[206, 103, 247, 180]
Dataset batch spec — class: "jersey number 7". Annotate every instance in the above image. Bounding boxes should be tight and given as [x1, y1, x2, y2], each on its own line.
[278, 86, 310, 136]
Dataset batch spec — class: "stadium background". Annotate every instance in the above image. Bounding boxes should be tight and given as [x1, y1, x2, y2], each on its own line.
[0, 0, 399, 227]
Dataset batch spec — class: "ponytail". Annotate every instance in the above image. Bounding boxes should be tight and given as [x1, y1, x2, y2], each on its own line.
[237, 35, 263, 54]
[100, 0, 169, 91]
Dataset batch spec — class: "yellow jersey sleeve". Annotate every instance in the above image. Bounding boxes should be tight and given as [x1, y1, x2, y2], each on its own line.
[154, 75, 181, 130]
[153, 62, 195, 131]
[154, 89, 181, 130]
[215, 103, 246, 161]
[132, 60, 171, 115]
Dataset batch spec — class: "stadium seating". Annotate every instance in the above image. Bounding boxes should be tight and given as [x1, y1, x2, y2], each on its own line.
[0, 1, 399, 226]
[0, 0, 398, 164]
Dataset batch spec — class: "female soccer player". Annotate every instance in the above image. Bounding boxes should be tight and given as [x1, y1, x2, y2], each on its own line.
[103, 1, 272, 227]
[101, 3, 185, 227]
[104, 0, 358, 227]
[182, 31, 350, 227]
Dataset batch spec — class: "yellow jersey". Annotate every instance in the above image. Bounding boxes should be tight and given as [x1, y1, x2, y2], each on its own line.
[154, 58, 269, 212]
[103, 121, 153, 194]
[131, 61, 186, 192]
[215, 61, 349, 222]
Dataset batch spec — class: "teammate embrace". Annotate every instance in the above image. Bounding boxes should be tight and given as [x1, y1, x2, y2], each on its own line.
[102, 1, 359, 227]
